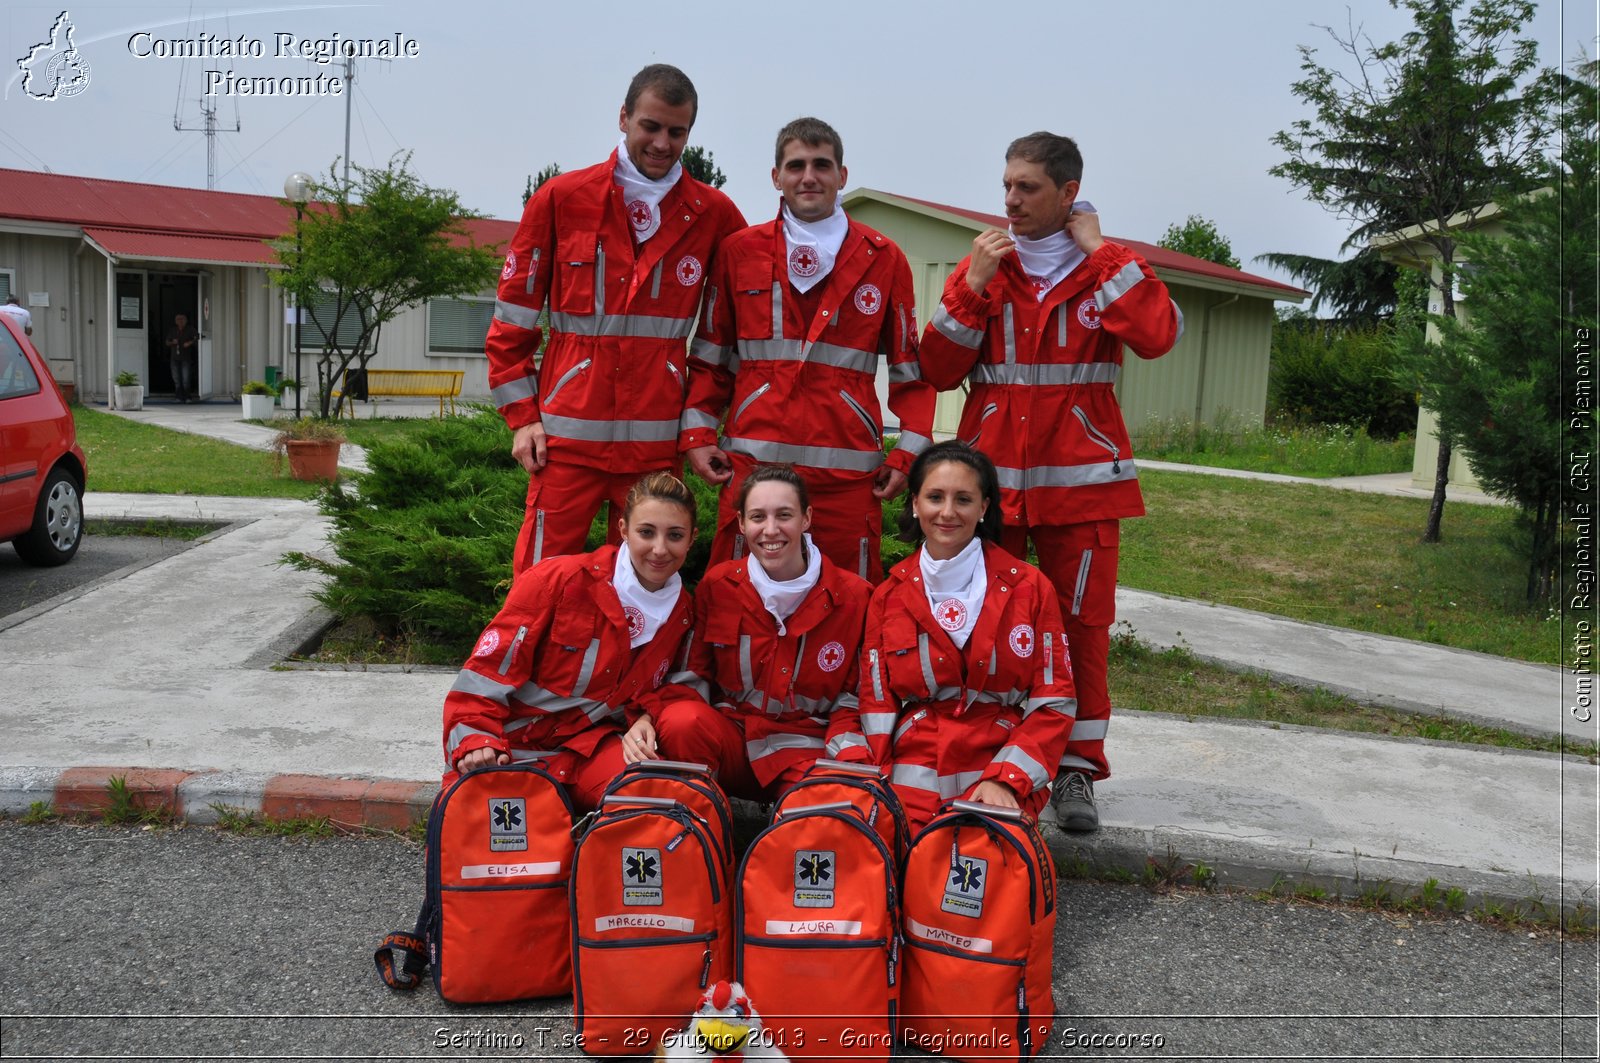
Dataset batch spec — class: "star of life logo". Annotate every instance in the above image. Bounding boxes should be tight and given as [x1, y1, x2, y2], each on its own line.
[940, 853, 988, 917]
[817, 640, 846, 673]
[622, 846, 663, 905]
[1008, 624, 1035, 658]
[1076, 298, 1103, 329]
[488, 797, 528, 852]
[793, 849, 836, 908]
[788, 244, 820, 277]
[473, 629, 501, 658]
[17, 11, 92, 101]
[675, 255, 703, 286]
[501, 251, 517, 280]
[935, 598, 967, 632]
[627, 199, 654, 233]
[853, 284, 882, 315]
[624, 605, 646, 641]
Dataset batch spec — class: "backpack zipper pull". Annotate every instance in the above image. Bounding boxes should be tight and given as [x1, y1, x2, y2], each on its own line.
[700, 946, 713, 988]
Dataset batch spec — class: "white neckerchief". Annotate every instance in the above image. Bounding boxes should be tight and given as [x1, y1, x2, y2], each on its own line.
[781, 202, 848, 293]
[613, 137, 682, 243]
[613, 546, 681, 648]
[1010, 200, 1096, 301]
[920, 539, 987, 649]
[746, 533, 823, 636]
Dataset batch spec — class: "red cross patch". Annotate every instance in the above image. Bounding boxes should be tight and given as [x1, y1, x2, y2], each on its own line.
[500, 251, 517, 281]
[935, 598, 968, 632]
[853, 284, 882, 315]
[1029, 274, 1050, 293]
[1008, 624, 1036, 658]
[1076, 298, 1103, 329]
[624, 605, 646, 641]
[817, 640, 846, 673]
[789, 244, 820, 277]
[627, 199, 654, 232]
[473, 629, 501, 658]
[675, 255, 703, 286]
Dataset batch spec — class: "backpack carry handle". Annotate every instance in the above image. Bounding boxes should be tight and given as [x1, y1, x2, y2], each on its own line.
[949, 799, 1024, 821]
[627, 759, 712, 776]
[811, 759, 885, 778]
[601, 794, 680, 809]
[777, 800, 856, 818]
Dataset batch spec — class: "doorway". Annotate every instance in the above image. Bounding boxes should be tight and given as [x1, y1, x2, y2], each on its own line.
[145, 274, 199, 398]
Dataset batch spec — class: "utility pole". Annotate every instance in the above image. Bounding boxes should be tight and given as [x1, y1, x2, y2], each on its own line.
[174, 94, 240, 191]
[342, 56, 355, 188]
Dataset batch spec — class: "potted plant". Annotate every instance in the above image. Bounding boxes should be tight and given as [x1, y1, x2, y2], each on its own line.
[241, 380, 276, 420]
[270, 417, 346, 482]
[113, 370, 144, 411]
[276, 377, 301, 411]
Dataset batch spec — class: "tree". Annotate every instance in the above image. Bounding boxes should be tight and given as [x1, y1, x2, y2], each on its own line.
[680, 145, 727, 188]
[1253, 248, 1400, 323]
[1398, 64, 1597, 604]
[1157, 214, 1241, 269]
[275, 153, 501, 419]
[523, 162, 562, 206]
[1269, 0, 1555, 543]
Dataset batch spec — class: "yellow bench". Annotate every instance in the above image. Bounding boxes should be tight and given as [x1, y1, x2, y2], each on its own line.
[337, 368, 463, 417]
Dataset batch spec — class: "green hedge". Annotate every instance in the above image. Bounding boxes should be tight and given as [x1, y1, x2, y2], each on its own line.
[1267, 318, 1417, 439]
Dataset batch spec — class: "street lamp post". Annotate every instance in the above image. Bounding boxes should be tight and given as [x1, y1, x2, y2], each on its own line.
[283, 172, 313, 419]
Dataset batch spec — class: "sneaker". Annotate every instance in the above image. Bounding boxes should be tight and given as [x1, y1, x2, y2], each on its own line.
[1051, 771, 1099, 832]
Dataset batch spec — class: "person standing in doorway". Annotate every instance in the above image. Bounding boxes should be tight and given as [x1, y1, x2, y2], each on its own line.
[164, 312, 198, 403]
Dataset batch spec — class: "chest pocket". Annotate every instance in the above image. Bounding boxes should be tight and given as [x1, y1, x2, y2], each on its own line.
[734, 261, 778, 341]
[548, 585, 603, 651]
[881, 615, 934, 699]
[554, 231, 599, 315]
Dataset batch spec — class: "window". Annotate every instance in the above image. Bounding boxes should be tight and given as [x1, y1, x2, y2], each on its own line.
[428, 296, 494, 355]
[0, 325, 40, 399]
[0, 270, 14, 302]
[303, 290, 366, 349]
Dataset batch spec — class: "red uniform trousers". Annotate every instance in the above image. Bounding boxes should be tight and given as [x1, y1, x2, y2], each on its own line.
[1001, 519, 1118, 781]
[439, 734, 628, 815]
[653, 698, 814, 803]
[707, 454, 882, 583]
[513, 460, 677, 574]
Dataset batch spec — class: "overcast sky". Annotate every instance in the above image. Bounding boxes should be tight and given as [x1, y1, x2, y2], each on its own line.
[2, 1, 1593, 291]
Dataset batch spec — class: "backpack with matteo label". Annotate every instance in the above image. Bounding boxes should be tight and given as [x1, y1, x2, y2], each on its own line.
[373, 763, 575, 1004]
[899, 800, 1056, 1062]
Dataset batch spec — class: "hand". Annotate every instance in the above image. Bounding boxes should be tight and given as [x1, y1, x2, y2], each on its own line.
[455, 747, 510, 774]
[686, 444, 733, 485]
[620, 715, 659, 765]
[970, 780, 1021, 811]
[966, 229, 1015, 295]
[511, 421, 547, 471]
[1065, 209, 1103, 255]
[872, 465, 908, 500]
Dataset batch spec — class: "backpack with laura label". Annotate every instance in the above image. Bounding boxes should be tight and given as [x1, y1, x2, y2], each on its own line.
[570, 795, 731, 1055]
[374, 763, 575, 1004]
[736, 800, 899, 1063]
[899, 800, 1056, 1062]
[770, 759, 910, 867]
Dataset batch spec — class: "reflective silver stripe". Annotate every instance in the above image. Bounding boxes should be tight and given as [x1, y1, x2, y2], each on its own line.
[691, 336, 733, 368]
[1095, 260, 1145, 310]
[670, 673, 712, 700]
[1171, 298, 1186, 342]
[1002, 304, 1017, 364]
[858, 537, 869, 580]
[491, 377, 537, 407]
[840, 390, 880, 441]
[525, 248, 540, 295]
[681, 407, 721, 433]
[992, 746, 1050, 789]
[826, 733, 871, 757]
[890, 764, 984, 799]
[723, 437, 885, 473]
[509, 748, 556, 762]
[651, 260, 662, 300]
[733, 383, 770, 424]
[1058, 302, 1067, 346]
[571, 638, 600, 698]
[726, 691, 837, 716]
[549, 310, 694, 340]
[446, 722, 499, 756]
[968, 362, 1120, 387]
[738, 339, 877, 376]
[1043, 632, 1055, 686]
[897, 304, 910, 353]
[932, 302, 983, 349]
[543, 358, 591, 405]
[1072, 552, 1093, 616]
[1027, 695, 1077, 717]
[507, 682, 608, 717]
[988, 649, 999, 676]
[868, 649, 883, 703]
[1058, 753, 1099, 773]
[451, 669, 517, 705]
[770, 282, 783, 338]
[833, 691, 859, 711]
[860, 711, 895, 736]
[965, 403, 999, 447]
[893, 708, 926, 744]
[1072, 405, 1121, 465]
[499, 625, 528, 676]
[542, 413, 680, 443]
[893, 431, 933, 456]
[595, 244, 605, 327]
[917, 633, 937, 697]
[746, 732, 826, 762]
[532, 510, 546, 565]
[1070, 718, 1109, 740]
[967, 688, 1026, 707]
[889, 360, 922, 384]
[495, 300, 541, 330]
[738, 635, 754, 693]
[994, 461, 1139, 490]
[705, 285, 717, 326]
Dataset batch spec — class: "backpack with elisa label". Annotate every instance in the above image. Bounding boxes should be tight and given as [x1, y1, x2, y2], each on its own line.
[374, 763, 575, 1004]
[899, 800, 1056, 1062]
[600, 760, 735, 883]
[570, 794, 732, 1056]
[770, 759, 910, 867]
[735, 800, 900, 1063]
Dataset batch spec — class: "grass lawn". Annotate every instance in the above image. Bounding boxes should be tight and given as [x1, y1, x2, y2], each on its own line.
[1132, 416, 1414, 478]
[75, 408, 320, 498]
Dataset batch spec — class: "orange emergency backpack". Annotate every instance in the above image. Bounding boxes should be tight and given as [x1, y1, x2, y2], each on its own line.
[899, 800, 1057, 1062]
[770, 759, 910, 866]
[601, 760, 735, 883]
[736, 800, 900, 1063]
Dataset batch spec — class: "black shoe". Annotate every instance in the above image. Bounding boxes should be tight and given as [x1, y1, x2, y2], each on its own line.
[1051, 771, 1100, 831]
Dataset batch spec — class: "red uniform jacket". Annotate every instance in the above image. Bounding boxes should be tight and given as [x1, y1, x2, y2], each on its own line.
[679, 215, 936, 484]
[442, 545, 693, 771]
[486, 152, 746, 472]
[669, 556, 873, 786]
[857, 542, 1077, 802]
[918, 242, 1181, 526]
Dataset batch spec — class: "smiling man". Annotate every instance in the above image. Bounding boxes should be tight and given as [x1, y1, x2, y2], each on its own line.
[918, 131, 1183, 831]
[487, 64, 746, 572]
[680, 117, 935, 582]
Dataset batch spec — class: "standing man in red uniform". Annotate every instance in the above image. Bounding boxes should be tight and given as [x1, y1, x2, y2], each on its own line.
[679, 117, 935, 582]
[917, 132, 1182, 830]
[487, 64, 746, 572]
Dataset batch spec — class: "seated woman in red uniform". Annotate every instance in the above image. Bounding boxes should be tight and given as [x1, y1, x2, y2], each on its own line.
[440, 471, 698, 810]
[655, 464, 873, 800]
[858, 441, 1078, 832]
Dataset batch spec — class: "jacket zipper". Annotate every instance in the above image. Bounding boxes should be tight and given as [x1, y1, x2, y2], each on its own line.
[1071, 404, 1121, 473]
[840, 390, 880, 442]
[544, 358, 592, 405]
[734, 382, 770, 425]
[665, 360, 684, 396]
[893, 708, 927, 745]
[498, 625, 528, 676]
[526, 248, 541, 295]
[594, 240, 605, 323]
[964, 403, 999, 447]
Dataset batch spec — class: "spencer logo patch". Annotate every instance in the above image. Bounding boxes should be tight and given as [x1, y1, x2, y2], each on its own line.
[488, 797, 527, 852]
[1008, 624, 1035, 658]
[622, 846, 663, 906]
[1076, 298, 1103, 329]
[941, 854, 988, 918]
[793, 849, 836, 908]
[816, 640, 846, 673]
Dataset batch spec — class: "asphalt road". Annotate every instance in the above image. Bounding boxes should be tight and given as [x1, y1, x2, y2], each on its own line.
[0, 529, 199, 620]
[0, 823, 1594, 1061]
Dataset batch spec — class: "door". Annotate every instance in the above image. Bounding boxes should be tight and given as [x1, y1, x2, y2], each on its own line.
[146, 274, 199, 399]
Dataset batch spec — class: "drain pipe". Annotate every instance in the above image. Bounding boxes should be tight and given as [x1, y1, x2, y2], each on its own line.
[1195, 293, 1240, 425]
[72, 238, 87, 399]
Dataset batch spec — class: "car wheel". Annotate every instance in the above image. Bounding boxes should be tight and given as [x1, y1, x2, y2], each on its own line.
[13, 466, 84, 566]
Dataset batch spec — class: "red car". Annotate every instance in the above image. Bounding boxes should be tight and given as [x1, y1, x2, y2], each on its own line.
[0, 313, 86, 565]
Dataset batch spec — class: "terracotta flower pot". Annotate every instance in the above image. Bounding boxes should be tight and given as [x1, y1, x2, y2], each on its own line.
[285, 439, 341, 482]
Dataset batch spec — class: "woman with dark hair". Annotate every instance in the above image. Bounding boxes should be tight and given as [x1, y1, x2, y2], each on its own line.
[654, 464, 873, 799]
[860, 440, 1077, 831]
[440, 471, 698, 811]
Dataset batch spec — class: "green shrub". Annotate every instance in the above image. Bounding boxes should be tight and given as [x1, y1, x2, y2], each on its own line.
[1268, 318, 1416, 438]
